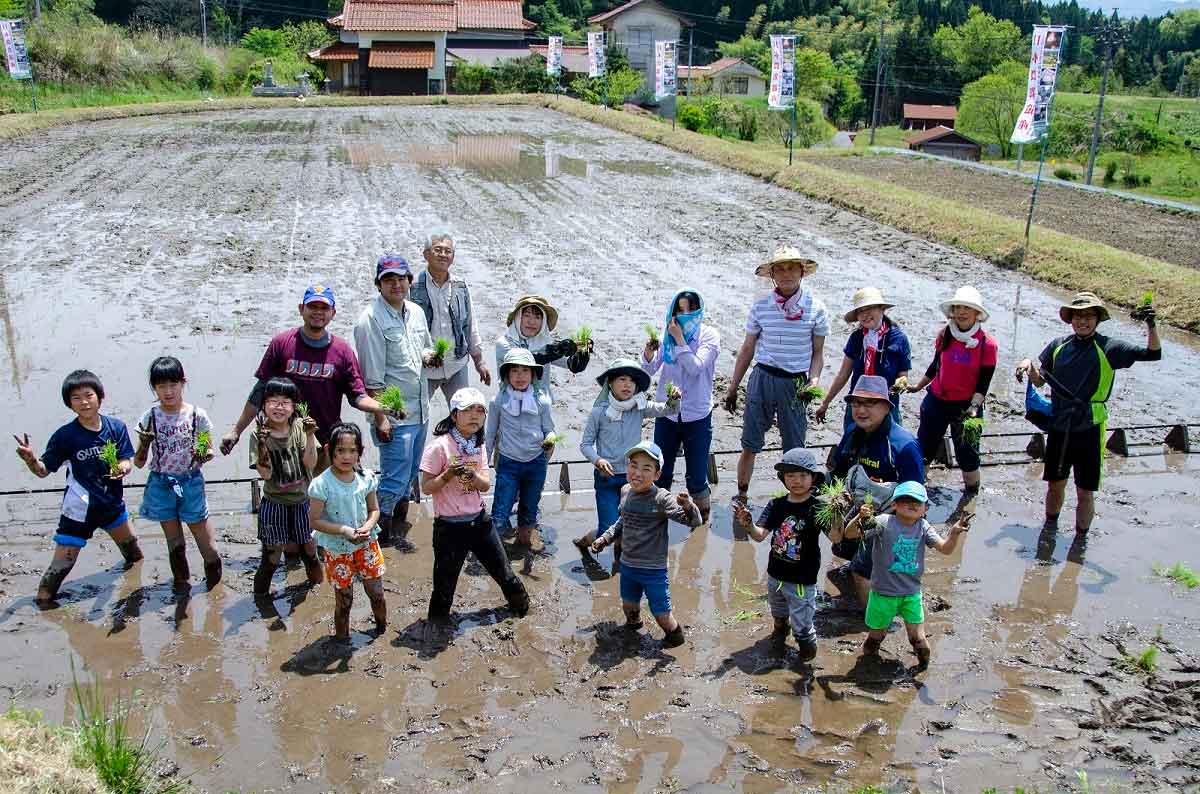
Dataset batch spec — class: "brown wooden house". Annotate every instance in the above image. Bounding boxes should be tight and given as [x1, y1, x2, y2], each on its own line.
[906, 125, 982, 161]
[902, 103, 957, 130]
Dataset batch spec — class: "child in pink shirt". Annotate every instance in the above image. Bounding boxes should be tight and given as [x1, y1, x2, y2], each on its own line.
[420, 388, 529, 625]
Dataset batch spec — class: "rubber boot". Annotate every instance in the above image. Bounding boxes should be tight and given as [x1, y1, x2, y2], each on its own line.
[117, 538, 144, 566]
[797, 636, 818, 662]
[694, 493, 711, 523]
[624, 608, 643, 631]
[376, 512, 394, 546]
[167, 543, 190, 590]
[515, 525, 535, 547]
[394, 500, 412, 532]
[912, 640, 932, 671]
[503, 579, 530, 618]
[662, 624, 686, 648]
[573, 530, 596, 554]
[203, 557, 223, 590]
[769, 617, 790, 652]
[862, 635, 883, 656]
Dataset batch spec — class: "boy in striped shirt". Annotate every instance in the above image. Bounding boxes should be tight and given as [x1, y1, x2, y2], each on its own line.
[724, 246, 829, 507]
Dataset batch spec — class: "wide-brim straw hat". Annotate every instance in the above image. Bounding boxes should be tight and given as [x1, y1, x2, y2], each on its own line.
[843, 286, 895, 324]
[498, 347, 545, 380]
[506, 295, 559, 332]
[595, 358, 651, 394]
[939, 286, 990, 323]
[755, 245, 819, 279]
[1058, 291, 1111, 324]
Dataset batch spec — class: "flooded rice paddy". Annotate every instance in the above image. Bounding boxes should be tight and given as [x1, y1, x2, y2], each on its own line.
[1, 106, 1198, 792]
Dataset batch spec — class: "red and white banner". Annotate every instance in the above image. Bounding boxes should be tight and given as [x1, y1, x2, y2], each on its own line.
[1, 18, 32, 80]
[654, 40, 677, 100]
[1011, 25, 1066, 144]
[587, 31, 606, 78]
[768, 35, 795, 109]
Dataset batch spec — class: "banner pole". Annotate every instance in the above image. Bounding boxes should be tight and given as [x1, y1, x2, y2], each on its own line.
[789, 99, 796, 165]
[30, 68, 38, 113]
[1023, 135, 1049, 246]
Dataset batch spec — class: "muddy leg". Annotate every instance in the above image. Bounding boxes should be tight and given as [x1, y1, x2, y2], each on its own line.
[186, 519, 223, 589]
[1074, 487, 1095, 533]
[37, 545, 80, 604]
[623, 603, 643, 630]
[907, 623, 931, 670]
[1044, 480, 1068, 528]
[656, 611, 684, 648]
[363, 577, 387, 633]
[962, 468, 981, 492]
[162, 520, 191, 589]
[299, 541, 324, 585]
[333, 586, 353, 640]
[254, 544, 283, 595]
[735, 451, 756, 503]
[852, 573, 871, 610]
[107, 521, 143, 565]
[429, 527, 469, 619]
[862, 629, 886, 656]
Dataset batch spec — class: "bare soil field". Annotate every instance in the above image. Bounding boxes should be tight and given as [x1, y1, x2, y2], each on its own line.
[1, 105, 1198, 792]
[807, 154, 1200, 269]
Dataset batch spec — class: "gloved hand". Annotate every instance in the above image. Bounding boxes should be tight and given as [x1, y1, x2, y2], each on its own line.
[533, 338, 577, 364]
[1142, 306, 1156, 328]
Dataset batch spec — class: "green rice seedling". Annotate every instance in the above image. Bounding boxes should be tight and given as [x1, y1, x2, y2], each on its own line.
[665, 381, 682, 401]
[1140, 291, 1154, 307]
[890, 375, 909, 394]
[794, 380, 824, 405]
[193, 430, 212, 458]
[731, 580, 760, 600]
[815, 477, 846, 529]
[542, 431, 561, 447]
[961, 415, 985, 446]
[432, 338, 452, 360]
[1136, 645, 1159, 672]
[724, 608, 762, 624]
[377, 385, 407, 417]
[98, 440, 120, 477]
[1131, 291, 1156, 321]
[1152, 561, 1199, 589]
[644, 324, 660, 344]
[574, 325, 592, 346]
[295, 402, 309, 419]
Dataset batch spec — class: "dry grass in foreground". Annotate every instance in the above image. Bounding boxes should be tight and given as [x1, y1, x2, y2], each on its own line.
[0, 708, 105, 794]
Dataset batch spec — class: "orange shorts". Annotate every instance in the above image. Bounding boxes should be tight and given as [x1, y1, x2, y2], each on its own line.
[323, 539, 386, 589]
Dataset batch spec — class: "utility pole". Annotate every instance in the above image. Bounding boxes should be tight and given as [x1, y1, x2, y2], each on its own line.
[869, 17, 885, 145]
[200, 0, 208, 48]
[1085, 14, 1122, 185]
[33, 0, 41, 18]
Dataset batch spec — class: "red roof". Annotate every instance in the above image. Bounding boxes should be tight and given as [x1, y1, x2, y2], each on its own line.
[308, 42, 359, 61]
[368, 41, 436, 68]
[456, 0, 526, 29]
[903, 103, 958, 121]
[906, 125, 979, 146]
[588, 0, 694, 27]
[343, 0, 457, 32]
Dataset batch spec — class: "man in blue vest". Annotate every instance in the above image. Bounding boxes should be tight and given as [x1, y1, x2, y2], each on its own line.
[409, 234, 492, 405]
[825, 374, 925, 606]
[1016, 292, 1160, 553]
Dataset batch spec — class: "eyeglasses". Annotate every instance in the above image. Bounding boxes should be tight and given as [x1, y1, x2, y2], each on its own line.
[265, 399, 294, 409]
[431, 246, 454, 255]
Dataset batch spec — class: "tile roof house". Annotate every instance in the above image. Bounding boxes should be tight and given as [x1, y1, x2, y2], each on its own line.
[903, 103, 958, 130]
[677, 57, 765, 97]
[587, 0, 693, 96]
[309, 0, 534, 94]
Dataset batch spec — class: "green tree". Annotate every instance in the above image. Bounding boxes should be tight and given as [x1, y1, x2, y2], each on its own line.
[241, 27, 285, 57]
[933, 7, 1024, 85]
[569, 65, 643, 107]
[958, 60, 1026, 158]
[279, 20, 332, 56]
[717, 35, 769, 74]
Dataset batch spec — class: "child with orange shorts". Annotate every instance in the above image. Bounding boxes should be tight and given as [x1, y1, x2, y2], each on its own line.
[308, 422, 386, 640]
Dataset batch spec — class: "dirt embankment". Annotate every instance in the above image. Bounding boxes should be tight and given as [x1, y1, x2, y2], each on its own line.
[808, 154, 1200, 270]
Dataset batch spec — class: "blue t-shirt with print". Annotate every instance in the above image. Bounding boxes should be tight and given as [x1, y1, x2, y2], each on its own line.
[42, 415, 135, 523]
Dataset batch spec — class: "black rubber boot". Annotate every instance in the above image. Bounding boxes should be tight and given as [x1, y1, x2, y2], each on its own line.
[504, 579, 530, 618]
[624, 608, 643, 631]
[204, 557, 223, 590]
[913, 640, 932, 671]
[862, 636, 883, 656]
[168, 544, 190, 590]
[797, 636, 818, 662]
[770, 617, 790, 652]
[376, 512, 394, 546]
[662, 624, 686, 648]
[394, 500, 412, 532]
[117, 538, 144, 566]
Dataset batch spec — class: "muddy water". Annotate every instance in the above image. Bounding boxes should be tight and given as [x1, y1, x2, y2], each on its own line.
[1, 106, 1199, 792]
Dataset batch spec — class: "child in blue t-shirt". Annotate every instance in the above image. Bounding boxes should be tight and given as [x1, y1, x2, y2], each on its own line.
[13, 370, 143, 604]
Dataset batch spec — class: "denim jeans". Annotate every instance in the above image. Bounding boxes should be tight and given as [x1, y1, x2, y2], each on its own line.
[593, 471, 627, 534]
[429, 511, 526, 618]
[373, 422, 427, 517]
[652, 412, 712, 498]
[491, 452, 548, 535]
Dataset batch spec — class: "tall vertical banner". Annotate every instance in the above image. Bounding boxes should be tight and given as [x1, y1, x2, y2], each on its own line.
[546, 36, 562, 76]
[1011, 26, 1066, 144]
[1, 18, 32, 80]
[587, 31, 606, 78]
[768, 34, 795, 109]
[654, 40, 677, 100]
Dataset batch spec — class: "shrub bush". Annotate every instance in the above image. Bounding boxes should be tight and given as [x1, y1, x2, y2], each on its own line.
[1103, 159, 1118, 183]
[735, 104, 758, 141]
[451, 62, 492, 95]
[1053, 166, 1077, 180]
[677, 102, 705, 132]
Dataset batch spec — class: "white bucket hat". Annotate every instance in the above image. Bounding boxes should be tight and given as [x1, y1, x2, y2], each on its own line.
[939, 286, 989, 323]
[449, 387, 487, 412]
[843, 287, 895, 324]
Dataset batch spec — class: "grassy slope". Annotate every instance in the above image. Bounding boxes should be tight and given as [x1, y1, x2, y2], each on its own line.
[0, 709, 106, 794]
[2, 94, 1196, 331]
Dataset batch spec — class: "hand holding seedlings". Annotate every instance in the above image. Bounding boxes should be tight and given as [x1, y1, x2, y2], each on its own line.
[1130, 291, 1155, 322]
[377, 385, 407, 421]
[542, 431, 560, 453]
[595, 458, 615, 477]
[732, 501, 752, 527]
[301, 415, 318, 436]
[429, 338, 452, 367]
[676, 492, 694, 512]
[643, 324, 661, 355]
[193, 430, 213, 462]
[891, 375, 909, 394]
[573, 325, 594, 353]
[665, 382, 682, 402]
[590, 535, 609, 554]
[99, 440, 125, 479]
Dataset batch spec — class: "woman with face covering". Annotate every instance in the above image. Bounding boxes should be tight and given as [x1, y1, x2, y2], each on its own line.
[640, 290, 721, 521]
[906, 286, 998, 493]
[494, 295, 591, 398]
[815, 287, 911, 429]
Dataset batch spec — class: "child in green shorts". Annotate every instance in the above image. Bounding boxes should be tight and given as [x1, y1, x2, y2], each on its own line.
[843, 480, 971, 670]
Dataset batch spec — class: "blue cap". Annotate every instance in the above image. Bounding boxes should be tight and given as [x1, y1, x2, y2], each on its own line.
[375, 253, 413, 284]
[624, 440, 664, 468]
[303, 283, 336, 308]
[893, 481, 928, 503]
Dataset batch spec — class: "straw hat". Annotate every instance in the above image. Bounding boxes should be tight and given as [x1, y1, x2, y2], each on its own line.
[506, 295, 559, 332]
[939, 286, 990, 323]
[1058, 291, 1111, 324]
[755, 245, 819, 278]
[843, 287, 895, 324]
